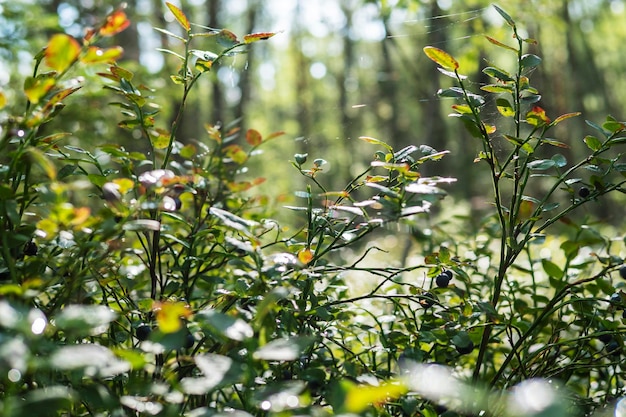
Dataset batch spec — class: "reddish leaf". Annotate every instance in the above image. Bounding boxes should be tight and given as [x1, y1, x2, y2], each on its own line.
[99, 10, 130, 37]
[165, 2, 190, 31]
[526, 106, 551, 127]
[246, 129, 262, 146]
[264, 130, 285, 141]
[423, 46, 459, 71]
[81, 46, 124, 64]
[42, 86, 81, 112]
[217, 29, 239, 48]
[551, 112, 581, 126]
[484, 36, 518, 53]
[45, 34, 80, 73]
[243, 32, 277, 44]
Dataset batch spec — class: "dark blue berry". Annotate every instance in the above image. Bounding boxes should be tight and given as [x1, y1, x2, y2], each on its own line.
[136, 324, 151, 341]
[435, 273, 451, 288]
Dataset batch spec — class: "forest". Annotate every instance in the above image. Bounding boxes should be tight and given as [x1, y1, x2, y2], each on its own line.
[1, 1, 626, 416]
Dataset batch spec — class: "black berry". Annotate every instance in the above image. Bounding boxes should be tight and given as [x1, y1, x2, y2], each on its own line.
[619, 265, 626, 280]
[420, 292, 436, 309]
[606, 340, 621, 356]
[136, 324, 151, 341]
[23, 241, 38, 256]
[598, 332, 613, 344]
[435, 273, 451, 288]
[456, 341, 474, 355]
[578, 187, 590, 198]
[184, 332, 195, 349]
[443, 270, 453, 279]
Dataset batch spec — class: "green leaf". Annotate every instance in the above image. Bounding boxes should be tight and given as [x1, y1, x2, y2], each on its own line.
[483, 66, 514, 82]
[50, 344, 130, 377]
[253, 336, 317, 361]
[423, 46, 459, 71]
[520, 54, 542, 71]
[217, 29, 240, 48]
[542, 259, 564, 278]
[583, 135, 602, 151]
[480, 84, 515, 94]
[55, 305, 117, 335]
[602, 116, 626, 133]
[180, 354, 239, 395]
[527, 159, 556, 170]
[195, 308, 254, 341]
[493, 4, 516, 27]
[551, 153, 567, 168]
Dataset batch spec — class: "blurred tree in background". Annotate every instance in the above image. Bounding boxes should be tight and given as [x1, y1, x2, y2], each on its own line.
[2, 0, 625, 218]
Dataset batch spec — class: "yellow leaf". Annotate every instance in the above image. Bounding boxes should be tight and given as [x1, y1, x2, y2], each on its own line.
[165, 2, 190, 31]
[298, 249, 314, 264]
[345, 380, 408, 413]
[24, 76, 56, 105]
[45, 34, 80, 73]
[423, 46, 459, 71]
[0, 91, 5, 109]
[81, 46, 124, 64]
[154, 301, 192, 334]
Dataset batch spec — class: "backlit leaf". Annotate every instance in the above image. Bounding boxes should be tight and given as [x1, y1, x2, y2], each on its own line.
[423, 46, 459, 71]
[217, 29, 239, 48]
[223, 144, 248, 164]
[484, 36, 518, 52]
[583, 135, 602, 151]
[526, 106, 550, 126]
[154, 301, 191, 334]
[196, 308, 253, 341]
[359, 136, 392, 151]
[551, 112, 581, 126]
[253, 336, 317, 361]
[496, 98, 515, 117]
[24, 76, 56, 104]
[298, 248, 314, 264]
[246, 128, 262, 146]
[345, 380, 408, 413]
[166, 2, 190, 31]
[99, 9, 130, 36]
[81, 46, 123, 64]
[243, 32, 277, 43]
[45, 34, 80, 73]
[493, 4, 516, 27]
[542, 259, 564, 278]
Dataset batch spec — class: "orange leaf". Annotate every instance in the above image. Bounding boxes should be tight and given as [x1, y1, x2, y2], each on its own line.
[526, 106, 551, 127]
[99, 10, 130, 37]
[165, 2, 190, 31]
[243, 32, 277, 44]
[81, 46, 124, 64]
[246, 129, 262, 146]
[45, 34, 80, 73]
[298, 249, 314, 265]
